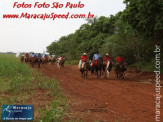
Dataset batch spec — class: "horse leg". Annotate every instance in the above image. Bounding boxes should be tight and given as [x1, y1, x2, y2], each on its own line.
[121, 71, 125, 79]
[115, 71, 118, 79]
[98, 69, 101, 78]
[80, 70, 83, 78]
[31, 61, 34, 67]
[106, 69, 110, 79]
[118, 72, 121, 79]
[38, 60, 40, 68]
[86, 70, 88, 79]
[96, 68, 99, 78]
[82, 71, 84, 78]
[120, 71, 123, 79]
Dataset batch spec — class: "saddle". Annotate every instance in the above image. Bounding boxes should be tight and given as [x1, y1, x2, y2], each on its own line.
[78, 62, 85, 69]
[92, 59, 99, 67]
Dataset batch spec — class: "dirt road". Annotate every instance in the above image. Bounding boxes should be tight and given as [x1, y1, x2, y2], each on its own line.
[37, 64, 163, 122]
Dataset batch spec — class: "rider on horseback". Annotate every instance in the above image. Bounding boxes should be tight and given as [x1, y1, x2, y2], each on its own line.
[37, 53, 42, 58]
[115, 55, 127, 79]
[25, 53, 29, 63]
[52, 53, 55, 58]
[44, 54, 48, 59]
[116, 54, 126, 68]
[103, 53, 110, 66]
[92, 51, 100, 67]
[116, 55, 124, 63]
[30, 53, 35, 60]
[79, 53, 88, 69]
[25, 53, 29, 58]
[20, 52, 25, 63]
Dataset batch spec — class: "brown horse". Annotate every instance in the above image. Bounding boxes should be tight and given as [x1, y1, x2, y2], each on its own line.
[115, 62, 127, 79]
[25, 57, 29, 63]
[49, 57, 56, 65]
[57, 57, 65, 68]
[29, 57, 35, 67]
[79, 59, 91, 79]
[42, 58, 48, 65]
[92, 57, 103, 78]
[20, 55, 24, 63]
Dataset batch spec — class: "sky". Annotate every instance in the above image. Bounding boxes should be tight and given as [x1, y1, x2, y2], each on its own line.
[0, 0, 126, 53]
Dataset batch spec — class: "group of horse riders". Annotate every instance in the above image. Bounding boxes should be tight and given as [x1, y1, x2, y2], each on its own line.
[79, 51, 127, 79]
[80, 51, 125, 68]
[20, 52, 65, 68]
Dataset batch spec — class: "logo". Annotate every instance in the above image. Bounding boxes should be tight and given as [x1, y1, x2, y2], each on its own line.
[2, 105, 33, 121]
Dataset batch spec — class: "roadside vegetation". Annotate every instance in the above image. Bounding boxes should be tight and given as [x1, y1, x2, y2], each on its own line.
[0, 54, 67, 121]
[47, 0, 163, 72]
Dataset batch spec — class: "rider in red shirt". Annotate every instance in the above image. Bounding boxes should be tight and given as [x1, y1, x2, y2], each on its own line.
[116, 55, 127, 72]
[116, 56, 124, 63]
[81, 53, 88, 62]
[44, 55, 48, 59]
[116, 55, 125, 68]
[103, 53, 110, 66]
[79, 53, 88, 69]
[25, 53, 29, 58]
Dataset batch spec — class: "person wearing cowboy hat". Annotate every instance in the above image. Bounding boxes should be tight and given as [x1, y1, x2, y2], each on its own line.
[103, 53, 110, 66]
[79, 53, 88, 69]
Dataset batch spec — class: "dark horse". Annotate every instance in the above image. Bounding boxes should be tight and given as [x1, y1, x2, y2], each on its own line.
[42, 58, 48, 65]
[92, 57, 103, 78]
[115, 62, 127, 79]
[57, 57, 65, 68]
[34, 58, 42, 68]
[25, 57, 29, 63]
[20, 55, 24, 63]
[30, 57, 42, 68]
[79, 59, 91, 79]
[49, 57, 56, 65]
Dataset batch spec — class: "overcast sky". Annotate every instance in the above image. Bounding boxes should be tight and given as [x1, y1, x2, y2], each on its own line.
[0, 0, 126, 53]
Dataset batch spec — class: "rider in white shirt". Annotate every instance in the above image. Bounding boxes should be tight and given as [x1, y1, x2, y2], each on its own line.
[52, 53, 55, 59]
[30, 53, 35, 58]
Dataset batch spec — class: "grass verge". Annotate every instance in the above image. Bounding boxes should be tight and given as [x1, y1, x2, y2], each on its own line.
[0, 54, 67, 121]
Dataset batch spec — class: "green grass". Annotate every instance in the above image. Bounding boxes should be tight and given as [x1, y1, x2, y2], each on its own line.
[0, 54, 31, 78]
[0, 54, 67, 121]
[0, 54, 32, 93]
[130, 61, 155, 72]
[65, 60, 79, 65]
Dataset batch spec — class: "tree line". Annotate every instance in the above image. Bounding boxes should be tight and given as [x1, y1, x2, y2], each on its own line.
[47, 0, 163, 71]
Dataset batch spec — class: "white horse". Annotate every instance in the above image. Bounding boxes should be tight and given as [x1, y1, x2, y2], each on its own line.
[104, 60, 113, 79]
[57, 57, 65, 68]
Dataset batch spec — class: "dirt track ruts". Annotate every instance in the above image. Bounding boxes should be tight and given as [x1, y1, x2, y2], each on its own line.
[36, 64, 163, 122]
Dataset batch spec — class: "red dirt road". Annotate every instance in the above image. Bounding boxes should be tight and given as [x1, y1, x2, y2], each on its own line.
[38, 64, 163, 122]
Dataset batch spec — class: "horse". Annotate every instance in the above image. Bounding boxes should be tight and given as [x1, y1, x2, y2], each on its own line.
[25, 57, 29, 63]
[115, 62, 127, 79]
[42, 57, 48, 65]
[92, 57, 103, 78]
[29, 57, 35, 67]
[57, 57, 65, 68]
[49, 57, 56, 65]
[103, 60, 113, 79]
[20, 55, 24, 63]
[34, 58, 42, 68]
[79, 59, 91, 79]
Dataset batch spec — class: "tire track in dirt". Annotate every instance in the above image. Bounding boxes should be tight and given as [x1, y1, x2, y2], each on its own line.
[37, 64, 163, 122]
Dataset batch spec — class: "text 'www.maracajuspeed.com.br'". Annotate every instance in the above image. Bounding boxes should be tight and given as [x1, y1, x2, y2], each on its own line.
[3, 12, 94, 20]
